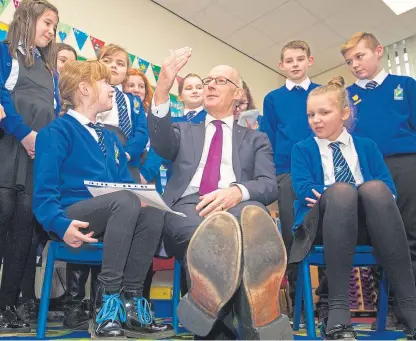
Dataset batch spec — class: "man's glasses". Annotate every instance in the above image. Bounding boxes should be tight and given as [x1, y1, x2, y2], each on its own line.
[202, 77, 239, 88]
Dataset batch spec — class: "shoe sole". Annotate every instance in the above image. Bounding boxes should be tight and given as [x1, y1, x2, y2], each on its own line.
[177, 211, 242, 336]
[240, 205, 293, 340]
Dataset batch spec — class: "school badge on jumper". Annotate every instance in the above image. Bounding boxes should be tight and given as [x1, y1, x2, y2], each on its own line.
[394, 84, 404, 100]
[352, 94, 362, 105]
[133, 98, 141, 114]
[114, 142, 120, 165]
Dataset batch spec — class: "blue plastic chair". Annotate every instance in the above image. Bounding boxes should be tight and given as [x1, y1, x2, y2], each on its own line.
[36, 241, 183, 339]
[293, 245, 389, 338]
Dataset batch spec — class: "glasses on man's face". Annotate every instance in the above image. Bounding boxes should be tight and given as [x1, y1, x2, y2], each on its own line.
[237, 101, 249, 108]
[202, 77, 239, 88]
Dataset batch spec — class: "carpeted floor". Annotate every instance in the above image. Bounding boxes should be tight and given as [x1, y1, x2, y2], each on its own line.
[0, 318, 408, 340]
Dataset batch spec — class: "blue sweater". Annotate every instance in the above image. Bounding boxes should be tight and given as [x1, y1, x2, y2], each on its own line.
[0, 42, 60, 140]
[122, 93, 149, 167]
[140, 109, 207, 193]
[291, 135, 396, 230]
[347, 74, 416, 156]
[261, 83, 320, 174]
[33, 114, 133, 239]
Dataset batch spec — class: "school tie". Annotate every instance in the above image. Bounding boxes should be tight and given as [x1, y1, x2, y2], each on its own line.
[87, 122, 106, 156]
[329, 142, 355, 185]
[114, 87, 132, 138]
[365, 80, 378, 90]
[185, 110, 197, 122]
[294, 85, 304, 91]
[199, 120, 223, 195]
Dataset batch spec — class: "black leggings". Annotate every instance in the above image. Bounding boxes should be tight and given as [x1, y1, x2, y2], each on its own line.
[0, 187, 36, 307]
[312, 181, 416, 331]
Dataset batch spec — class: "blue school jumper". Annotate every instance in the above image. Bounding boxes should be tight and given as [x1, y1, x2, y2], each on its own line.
[261, 83, 320, 175]
[33, 113, 133, 239]
[347, 74, 416, 156]
[291, 135, 396, 230]
[140, 109, 207, 193]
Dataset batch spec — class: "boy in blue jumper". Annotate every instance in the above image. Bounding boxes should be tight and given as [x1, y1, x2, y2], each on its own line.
[260, 40, 322, 321]
[342, 32, 416, 329]
[33, 60, 165, 339]
[290, 76, 416, 340]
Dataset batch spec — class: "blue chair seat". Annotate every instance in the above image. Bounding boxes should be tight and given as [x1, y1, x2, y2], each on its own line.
[293, 245, 389, 338]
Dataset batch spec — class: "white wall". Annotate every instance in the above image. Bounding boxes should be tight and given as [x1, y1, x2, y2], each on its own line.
[311, 64, 356, 86]
[0, 0, 284, 107]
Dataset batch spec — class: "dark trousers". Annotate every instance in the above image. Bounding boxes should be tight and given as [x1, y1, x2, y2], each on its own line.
[65, 191, 164, 293]
[0, 188, 36, 307]
[163, 193, 266, 339]
[299, 182, 416, 330]
[384, 154, 416, 285]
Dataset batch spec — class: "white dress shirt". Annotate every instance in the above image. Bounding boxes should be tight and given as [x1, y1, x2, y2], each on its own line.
[355, 69, 388, 89]
[286, 77, 311, 91]
[151, 99, 250, 201]
[67, 109, 99, 142]
[96, 84, 132, 127]
[314, 128, 364, 186]
[184, 105, 204, 116]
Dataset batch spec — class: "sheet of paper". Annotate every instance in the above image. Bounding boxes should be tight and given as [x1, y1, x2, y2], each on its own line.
[84, 181, 186, 217]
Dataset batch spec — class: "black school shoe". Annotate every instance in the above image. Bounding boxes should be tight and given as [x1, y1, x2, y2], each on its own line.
[121, 291, 175, 339]
[235, 205, 293, 340]
[177, 211, 243, 337]
[320, 318, 357, 340]
[0, 305, 31, 334]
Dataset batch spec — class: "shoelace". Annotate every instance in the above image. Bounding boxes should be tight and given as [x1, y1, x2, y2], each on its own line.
[96, 293, 126, 324]
[134, 297, 152, 325]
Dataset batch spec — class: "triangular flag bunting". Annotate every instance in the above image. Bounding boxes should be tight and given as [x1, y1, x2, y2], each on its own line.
[151, 64, 161, 82]
[72, 28, 88, 51]
[0, 22, 8, 41]
[176, 75, 184, 85]
[57, 22, 71, 42]
[12, 0, 20, 8]
[128, 53, 136, 66]
[0, 0, 10, 16]
[77, 55, 87, 61]
[90, 35, 105, 57]
[138, 58, 150, 73]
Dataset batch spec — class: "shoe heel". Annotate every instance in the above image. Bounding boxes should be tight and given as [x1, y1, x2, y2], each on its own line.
[177, 294, 216, 337]
[256, 315, 293, 340]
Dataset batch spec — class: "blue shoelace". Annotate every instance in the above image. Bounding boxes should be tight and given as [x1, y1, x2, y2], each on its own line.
[134, 297, 152, 325]
[96, 293, 126, 324]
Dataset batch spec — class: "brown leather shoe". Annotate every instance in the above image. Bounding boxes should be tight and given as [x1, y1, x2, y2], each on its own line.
[235, 205, 293, 340]
[177, 212, 242, 337]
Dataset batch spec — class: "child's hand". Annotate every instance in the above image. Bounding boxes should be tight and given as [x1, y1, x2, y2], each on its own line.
[0, 104, 5, 122]
[140, 173, 148, 184]
[21, 130, 37, 159]
[305, 189, 322, 208]
[245, 118, 258, 130]
[63, 220, 98, 248]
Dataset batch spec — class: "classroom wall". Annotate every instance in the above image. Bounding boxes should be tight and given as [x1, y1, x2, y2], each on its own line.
[311, 64, 356, 86]
[0, 0, 284, 107]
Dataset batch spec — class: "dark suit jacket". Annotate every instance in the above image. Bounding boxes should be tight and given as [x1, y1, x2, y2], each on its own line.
[148, 110, 277, 208]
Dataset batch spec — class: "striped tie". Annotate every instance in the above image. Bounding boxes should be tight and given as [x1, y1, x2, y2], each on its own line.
[294, 85, 304, 91]
[365, 80, 378, 90]
[114, 87, 132, 138]
[87, 122, 106, 156]
[329, 142, 355, 185]
[185, 110, 196, 122]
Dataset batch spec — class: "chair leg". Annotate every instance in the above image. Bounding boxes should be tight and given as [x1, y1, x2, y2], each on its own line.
[172, 259, 181, 335]
[293, 264, 304, 331]
[36, 241, 57, 339]
[376, 269, 389, 333]
[302, 260, 316, 338]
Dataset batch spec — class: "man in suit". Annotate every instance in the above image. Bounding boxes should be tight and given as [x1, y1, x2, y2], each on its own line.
[148, 47, 292, 340]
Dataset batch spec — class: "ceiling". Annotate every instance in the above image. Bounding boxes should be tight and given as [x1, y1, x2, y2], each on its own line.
[152, 0, 416, 77]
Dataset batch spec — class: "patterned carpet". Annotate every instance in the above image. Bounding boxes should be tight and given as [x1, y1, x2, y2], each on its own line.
[0, 318, 408, 340]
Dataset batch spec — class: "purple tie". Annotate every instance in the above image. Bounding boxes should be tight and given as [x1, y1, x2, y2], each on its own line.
[199, 120, 223, 195]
